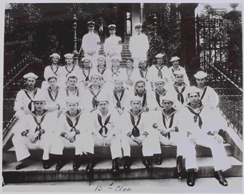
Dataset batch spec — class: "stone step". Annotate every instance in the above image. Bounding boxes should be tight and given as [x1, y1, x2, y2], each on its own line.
[5, 143, 233, 161]
[2, 156, 242, 183]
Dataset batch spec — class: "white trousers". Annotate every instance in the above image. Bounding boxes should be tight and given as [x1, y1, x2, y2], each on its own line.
[12, 133, 54, 161]
[50, 132, 93, 156]
[183, 134, 231, 172]
[90, 134, 122, 159]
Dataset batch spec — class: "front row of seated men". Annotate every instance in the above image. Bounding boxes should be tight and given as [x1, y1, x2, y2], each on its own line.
[12, 82, 230, 187]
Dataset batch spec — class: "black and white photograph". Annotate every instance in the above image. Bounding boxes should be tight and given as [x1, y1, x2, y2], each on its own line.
[1, 0, 243, 193]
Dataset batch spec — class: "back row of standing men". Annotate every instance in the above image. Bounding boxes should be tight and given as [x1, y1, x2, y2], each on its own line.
[11, 21, 230, 187]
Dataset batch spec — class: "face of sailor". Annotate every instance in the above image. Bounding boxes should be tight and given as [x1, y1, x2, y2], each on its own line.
[26, 78, 36, 87]
[139, 61, 147, 70]
[88, 25, 94, 32]
[67, 78, 77, 87]
[162, 100, 173, 111]
[126, 60, 133, 69]
[188, 93, 200, 106]
[114, 81, 123, 91]
[196, 78, 206, 88]
[155, 81, 165, 91]
[111, 61, 119, 70]
[65, 57, 73, 65]
[109, 28, 116, 35]
[131, 101, 141, 111]
[98, 101, 109, 112]
[98, 58, 106, 68]
[175, 75, 184, 84]
[135, 82, 145, 94]
[172, 60, 179, 69]
[48, 78, 57, 87]
[52, 57, 59, 64]
[66, 102, 79, 114]
[156, 58, 163, 65]
[34, 101, 46, 112]
[83, 60, 91, 68]
[135, 26, 142, 35]
[91, 75, 100, 85]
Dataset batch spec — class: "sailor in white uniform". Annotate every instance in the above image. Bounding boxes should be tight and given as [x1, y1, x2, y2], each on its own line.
[178, 86, 231, 187]
[42, 53, 62, 90]
[85, 95, 122, 174]
[79, 21, 101, 66]
[50, 96, 93, 171]
[168, 56, 189, 86]
[129, 23, 149, 68]
[147, 53, 170, 90]
[12, 93, 57, 170]
[104, 24, 122, 68]
[79, 57, 93, 90]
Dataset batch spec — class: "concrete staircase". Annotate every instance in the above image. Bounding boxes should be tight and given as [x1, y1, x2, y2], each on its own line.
[2, 142, 242, 184]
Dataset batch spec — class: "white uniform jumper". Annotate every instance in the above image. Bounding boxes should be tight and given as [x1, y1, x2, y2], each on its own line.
[42, 65, 62, 89]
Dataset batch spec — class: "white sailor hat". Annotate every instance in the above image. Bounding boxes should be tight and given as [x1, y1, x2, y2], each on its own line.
[162, 93, 175, 103]
[170, 56, 180, 62]
[66, 96, 80, 104]
[194, 71, 208, 79]
[155, 53, 165, 58]
[138, 57, 147, 63]
[154, 77, 166, 84]
[97, 55, 106, 60]
[97, 94, 110, 102]
[82, 56, 91, 62]
[108, 24, 116, 29]
[186, 86, 201, 95]
[64, 53, 74, 58]
[174, 69, 185, 76]
[126, 58, 134, 62]
[114, 78, 124, 83]
[135, 22, 142, 28]
[87, 20, 95, 26]
[23, 72, 38, 79]
[111, 55, 121, 62]
[130, 96, 142, 103]
[50, 53, 60, 59]
[33, 93, 46, 102]
[90, 72, 103, 80]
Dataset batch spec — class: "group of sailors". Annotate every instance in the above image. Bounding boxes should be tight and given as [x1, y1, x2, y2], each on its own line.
[10, 21, 231, 187]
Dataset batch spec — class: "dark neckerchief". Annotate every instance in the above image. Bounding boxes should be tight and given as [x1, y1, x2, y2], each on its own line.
[66, 86, 79, 97]
[88, 85, 102, 109]
[113, 87, 125, 108]
[200, 86, 207, 101]
[126, 67, 134, 81]
[65, 65, 75, 77]
[50, 65, 59, 76]
[139, 67, 148, 79]
[111, 68, 120, 77]
[97, 67, 106, 75]
[97, 113, 111, 137]
[171, 66, 180, 77]
[64, 110, 82, 132]
[47, 86, 60, 102]
[82, 67, 91, 81]
[161, 108, 177, 129]
[186, 102, 204, 128]
[135, 90, 147, 107]
[173, 83, 186, 104]
[23, 88, 38, 111]
[30, 110, 49, 135]
[128, 109, 143, 137]
[155, 65, 164, 79]
[155, 89, 167, 107]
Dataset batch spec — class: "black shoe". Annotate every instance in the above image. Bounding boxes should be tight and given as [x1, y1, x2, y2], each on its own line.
[142, 157, 153, 169]
[86, 158, 95, 175]
[43, 159, 51, 169]
[215, 171, 228, 186]
[112, 158, 119, 174]
[56, 160, 65, 171]
[73, 155, 81, 171]
[155, 156, 162, 165]
[187, 171, 195, 187]
[124, 156, 132, 171]
[176, 156, 183, 178]
[15, 156, 33, 170]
